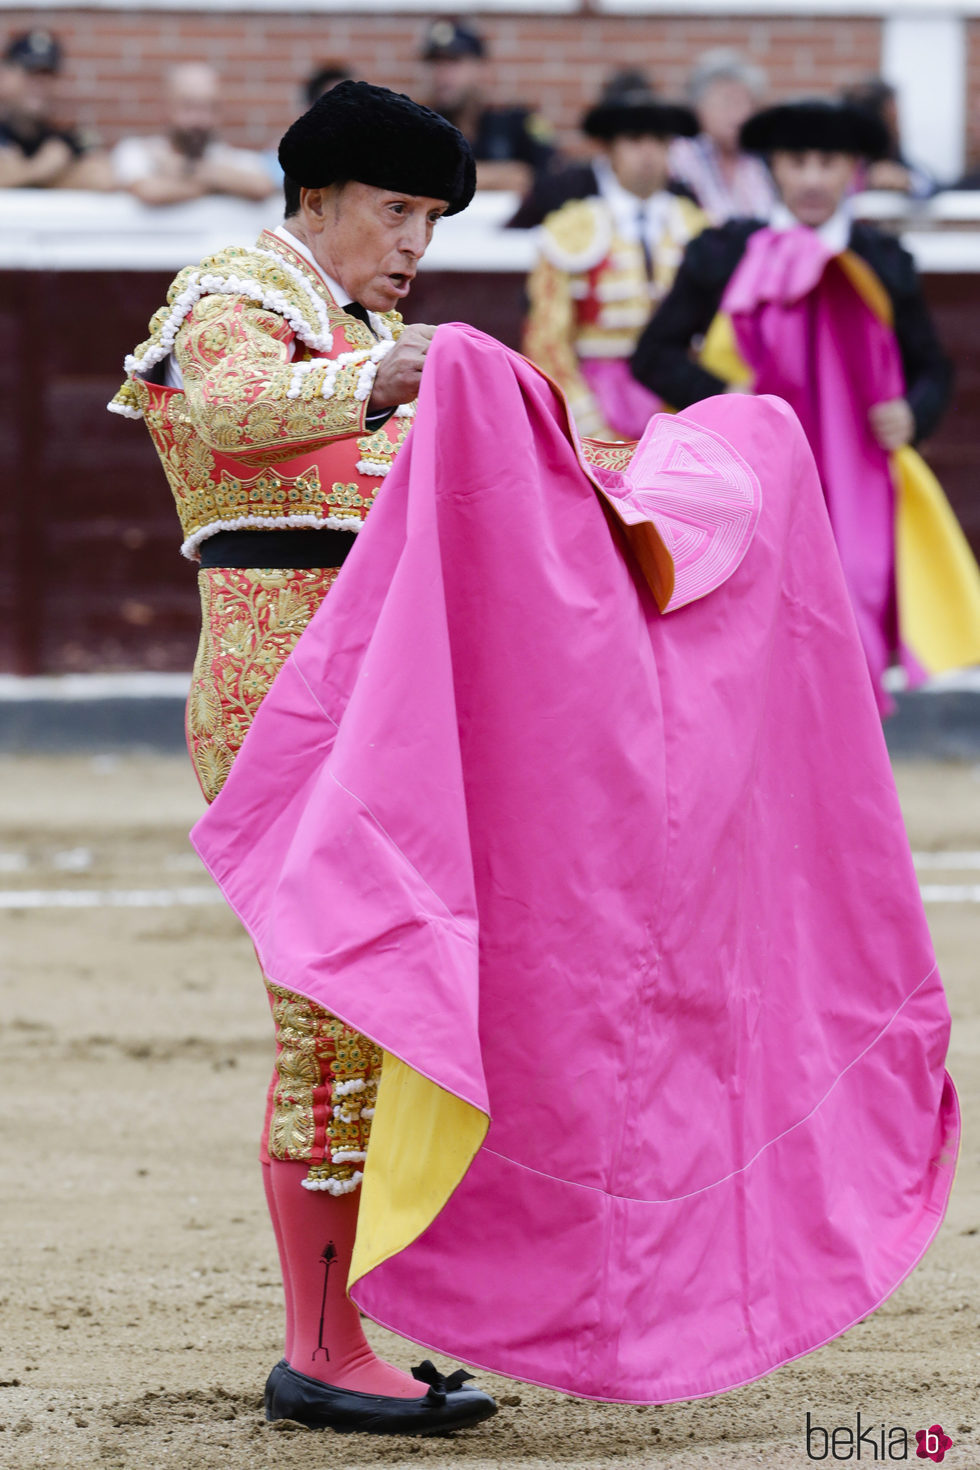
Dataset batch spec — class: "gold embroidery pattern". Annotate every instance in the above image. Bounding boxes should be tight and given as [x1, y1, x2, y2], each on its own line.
[187, 567, 340, 803]
[330, 482, 370, 515]
[175, 296, 370, 461]
[265, 981, 382, 1183]
[581, 439, 639, 473]
[355, 422, 402, 476]
[213, 467, 324, 517]
[188, 565, 381, 1185]
[112, 229, 412, 543]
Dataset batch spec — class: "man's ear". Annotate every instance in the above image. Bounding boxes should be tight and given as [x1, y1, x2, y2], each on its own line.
[300, 185, 331, 231]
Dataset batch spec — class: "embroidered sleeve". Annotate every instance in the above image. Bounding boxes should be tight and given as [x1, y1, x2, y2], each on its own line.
[523, 255, 614, 441]
[174, 295, 393, 467]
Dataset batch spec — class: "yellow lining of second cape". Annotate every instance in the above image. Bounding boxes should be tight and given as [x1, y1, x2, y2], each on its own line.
[699, 254, 980, 676]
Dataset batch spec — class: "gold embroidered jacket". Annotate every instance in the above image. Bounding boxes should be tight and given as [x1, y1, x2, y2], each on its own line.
[523, 193, 705, 439]
[109, 228, 411, 559]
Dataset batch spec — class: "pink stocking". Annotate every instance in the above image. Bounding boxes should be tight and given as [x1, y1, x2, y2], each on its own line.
[261, 1162, 295, 1363]
[265, 1158, 425, 1397]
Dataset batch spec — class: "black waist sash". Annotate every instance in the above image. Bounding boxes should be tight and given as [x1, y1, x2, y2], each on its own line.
[199, 527, 357, 569]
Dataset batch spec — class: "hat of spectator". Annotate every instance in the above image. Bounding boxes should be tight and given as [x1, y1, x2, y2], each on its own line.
[304, 62, 354, 108]
[583, 90, 698, 142]
[740, 98, 889, 159]
[421, 19, 485, 61]
[599, 69, 655, 103]
[278, 78, 476, 215]
[4, 29, 62, 73]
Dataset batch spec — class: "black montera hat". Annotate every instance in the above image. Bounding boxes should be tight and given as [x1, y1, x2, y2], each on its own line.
[583, 91, 698, 142]
[421, 18, 484, 61]
[740, 99, 889, 159]
[4, 29, 62, 72]
[278, 79, 476, 215]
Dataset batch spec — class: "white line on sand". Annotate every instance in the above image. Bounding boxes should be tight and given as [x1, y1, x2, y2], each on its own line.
[0, 886, 222, 910]
[919, 884, 980, 904]
[0, 881, 978, 911]
[912, 851, 980, 870]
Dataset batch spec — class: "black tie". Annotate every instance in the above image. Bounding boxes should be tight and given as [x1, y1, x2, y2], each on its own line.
[636, 205, 653, 280]
[344, 301, 371, 325]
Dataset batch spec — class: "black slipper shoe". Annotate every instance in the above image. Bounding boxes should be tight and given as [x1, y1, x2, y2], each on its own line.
[264, 1358, 498, 1435]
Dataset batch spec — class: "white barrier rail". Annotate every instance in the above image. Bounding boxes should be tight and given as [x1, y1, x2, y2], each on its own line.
[0, 188, 531, 271]
[6, 188, 980, 273]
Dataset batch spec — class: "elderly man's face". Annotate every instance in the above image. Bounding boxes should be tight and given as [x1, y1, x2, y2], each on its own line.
[770, 149, 858, 228]
[702, 79, 758, 153]
[698, 79, 757, 153]
[301, 181, 448, 312]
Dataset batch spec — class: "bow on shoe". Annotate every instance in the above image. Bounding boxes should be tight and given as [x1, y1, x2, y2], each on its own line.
[411, 1360, 475, 1401]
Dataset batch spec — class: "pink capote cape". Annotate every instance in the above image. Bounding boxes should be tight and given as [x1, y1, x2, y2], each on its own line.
[192, 324, 958, 1404]
[722, 225, 915, 712]
[580, 357, 662, 439]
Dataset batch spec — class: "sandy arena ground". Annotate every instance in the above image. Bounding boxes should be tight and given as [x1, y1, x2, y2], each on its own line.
[0, 753, 977, 1470]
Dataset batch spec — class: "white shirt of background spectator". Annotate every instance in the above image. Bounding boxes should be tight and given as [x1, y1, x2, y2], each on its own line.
[112, 134, 271, 189]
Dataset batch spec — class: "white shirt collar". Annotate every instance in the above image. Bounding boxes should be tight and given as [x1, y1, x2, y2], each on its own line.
[593, 156, 673, 244]
[769, 200, 852, 254]
[274, 223, 348, 309]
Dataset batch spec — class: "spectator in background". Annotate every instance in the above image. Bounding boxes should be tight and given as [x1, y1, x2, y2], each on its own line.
[523, 90, 705, 440]
[508, 68, 702, 228]
[669, 49, 776, 224]
[0, 30, 111, 188]
[304, 61, 354, 106]
[421, 18, 555, 193]
[112, 63, 275, 205]
[631, 99, 977, 714]
[843, 77, 937, 198]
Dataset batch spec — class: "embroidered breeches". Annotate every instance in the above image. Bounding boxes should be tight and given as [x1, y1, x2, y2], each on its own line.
[186, 565, 382, 1193]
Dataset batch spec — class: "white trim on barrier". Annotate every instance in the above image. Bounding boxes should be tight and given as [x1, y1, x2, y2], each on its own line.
[7, 0, 980, 11]
[0, 0, 576, 10]
[598, 0, 980, 14]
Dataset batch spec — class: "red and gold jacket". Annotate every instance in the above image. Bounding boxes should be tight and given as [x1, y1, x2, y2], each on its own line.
[109, 228, 412, 559]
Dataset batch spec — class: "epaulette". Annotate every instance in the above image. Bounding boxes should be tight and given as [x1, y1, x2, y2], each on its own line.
[108, 241, 338, 420]
[673, 195, 709, 241]
[538, 197, 612, 275]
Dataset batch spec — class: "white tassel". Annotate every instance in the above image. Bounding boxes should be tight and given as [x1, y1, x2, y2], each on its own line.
[332, 1077, 367, 1098]
[300, 1170, 363, 1195]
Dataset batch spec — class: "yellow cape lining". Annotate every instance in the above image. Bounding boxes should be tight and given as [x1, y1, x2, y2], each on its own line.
[699, 254, 980, 677]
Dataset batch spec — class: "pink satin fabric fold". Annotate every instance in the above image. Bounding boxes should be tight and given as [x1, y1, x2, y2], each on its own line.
[192, 324, 957, 1403]
[580, 356, 662, 439]
[722, 224, 912, 713]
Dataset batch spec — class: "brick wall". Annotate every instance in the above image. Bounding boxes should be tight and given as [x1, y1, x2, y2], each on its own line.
[2, 8, 884, 155]
[965, 18, 980, 172]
